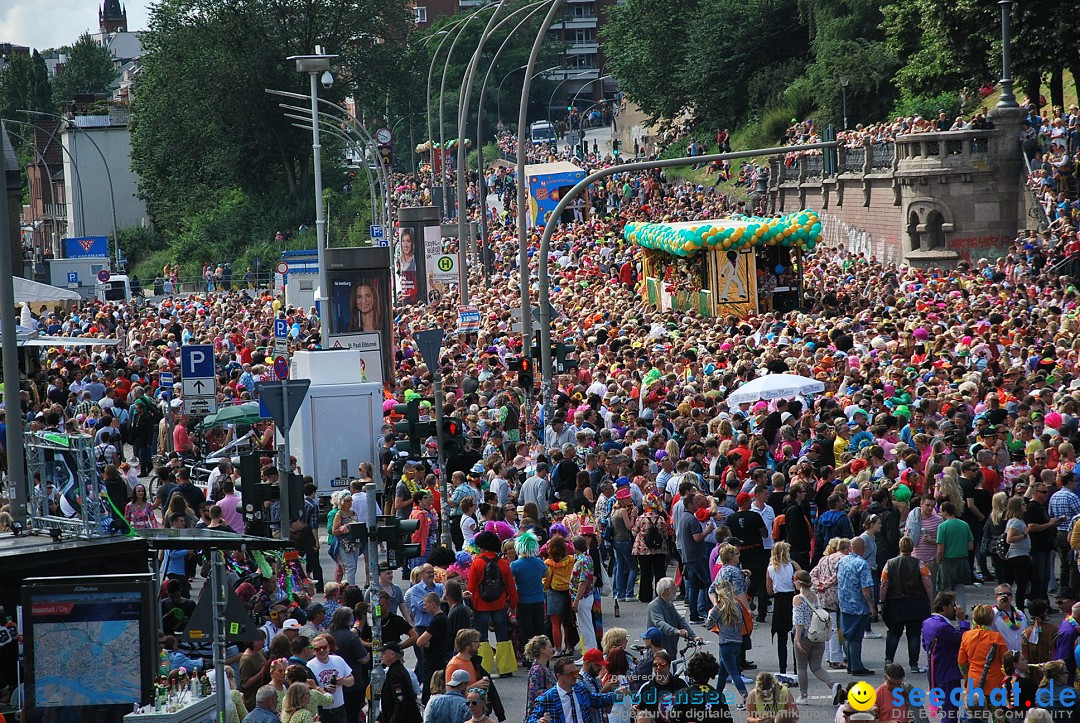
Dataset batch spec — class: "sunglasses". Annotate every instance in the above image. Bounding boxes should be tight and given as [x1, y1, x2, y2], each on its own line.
[467, 700, 484, 706]
[313, 645, 329, 652]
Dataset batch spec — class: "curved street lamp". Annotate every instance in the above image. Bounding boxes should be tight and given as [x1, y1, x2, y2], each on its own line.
[20, 109, 118, 265]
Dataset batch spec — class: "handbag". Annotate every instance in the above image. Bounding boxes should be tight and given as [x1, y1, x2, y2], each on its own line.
[328, 535, 341, 560]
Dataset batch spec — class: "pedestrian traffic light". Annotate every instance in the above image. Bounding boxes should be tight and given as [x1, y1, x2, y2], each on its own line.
[518, 357, 534, 389]
[394, 398, 436, 458]
[376, 516, 420, 569]
[441, 416, 465, 457]
[612, 139, 620, 157]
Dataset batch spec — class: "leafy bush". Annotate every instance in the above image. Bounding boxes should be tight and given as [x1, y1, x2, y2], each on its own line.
[890, 92, 961, 122]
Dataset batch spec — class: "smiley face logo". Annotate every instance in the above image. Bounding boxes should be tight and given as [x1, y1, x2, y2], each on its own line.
[847, 681, 877, 712]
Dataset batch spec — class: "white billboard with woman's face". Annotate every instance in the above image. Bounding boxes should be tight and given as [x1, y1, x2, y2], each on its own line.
[326, 247, 393, 383]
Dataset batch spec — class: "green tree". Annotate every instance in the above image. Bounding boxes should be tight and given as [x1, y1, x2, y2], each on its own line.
[52, 33, 117, 105]
[0, 51, 54, 137]
[600, 0, 699, 124]
[130, 0, 411, 234]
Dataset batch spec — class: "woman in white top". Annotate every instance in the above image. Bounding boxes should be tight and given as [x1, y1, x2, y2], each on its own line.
[459, 496, 479, 543]
[791, 570, 843, 705]
[765, 541, 799, 675]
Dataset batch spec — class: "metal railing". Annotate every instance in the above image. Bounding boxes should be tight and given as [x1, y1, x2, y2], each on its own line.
[871, 142, 895, 169]
[842, 146, 865, 173]
[1022, 142, 1052, 232]
[140, 271, 279, 296]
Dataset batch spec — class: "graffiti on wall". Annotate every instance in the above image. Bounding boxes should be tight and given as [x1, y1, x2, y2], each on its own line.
[818, 211, 902, 265]
[947, 235, 1012, 261]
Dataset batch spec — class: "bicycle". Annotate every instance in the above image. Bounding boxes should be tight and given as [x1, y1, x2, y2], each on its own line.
[670, 637, 706, 681]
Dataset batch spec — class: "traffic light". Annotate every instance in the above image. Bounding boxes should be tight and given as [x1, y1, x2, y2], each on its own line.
[518, 357, 534, 389]
[441, 416, 465, 457]
[394, 398, 436, 458]
[612, 139, 620, 157]
[376, 516, 420, 569]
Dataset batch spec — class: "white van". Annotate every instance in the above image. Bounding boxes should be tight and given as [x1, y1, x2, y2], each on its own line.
[530, 121, 557, 144]
[96, 274, 132, 303]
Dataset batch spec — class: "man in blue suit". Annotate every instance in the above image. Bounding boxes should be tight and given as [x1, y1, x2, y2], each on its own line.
[525, 656, 620, 723]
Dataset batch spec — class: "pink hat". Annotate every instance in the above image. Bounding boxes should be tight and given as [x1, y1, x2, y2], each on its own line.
[615, 487, 632, 500]
[753, 401, 768, 413]
[1045, 411, 1063, 429]
[847, 486, 861, 503]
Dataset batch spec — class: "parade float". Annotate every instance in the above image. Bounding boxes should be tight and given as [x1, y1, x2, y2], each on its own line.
[624, 210, 822, 318]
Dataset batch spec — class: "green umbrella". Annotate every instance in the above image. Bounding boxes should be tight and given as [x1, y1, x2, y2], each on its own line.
[197, 402, 264, 429]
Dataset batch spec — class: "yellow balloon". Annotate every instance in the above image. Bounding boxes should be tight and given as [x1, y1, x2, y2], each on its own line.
[272, 300, 282, 311]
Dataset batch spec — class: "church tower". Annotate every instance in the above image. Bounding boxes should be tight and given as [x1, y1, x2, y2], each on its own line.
[99, 0, 127, 34]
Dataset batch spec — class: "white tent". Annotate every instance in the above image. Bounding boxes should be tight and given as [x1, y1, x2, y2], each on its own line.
[14, 277, 81, 306]
[727, 373, 825, 409]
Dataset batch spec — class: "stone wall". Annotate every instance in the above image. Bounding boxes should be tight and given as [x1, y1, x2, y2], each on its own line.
[771, 107, 1028, 268]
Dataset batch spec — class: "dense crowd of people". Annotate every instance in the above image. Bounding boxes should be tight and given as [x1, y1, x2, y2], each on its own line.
[8, 106, 1080, 723]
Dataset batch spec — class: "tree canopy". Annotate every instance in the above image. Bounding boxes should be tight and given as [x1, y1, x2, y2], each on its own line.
[601, 0, 1080, 136]
[52, 33, 117, 106]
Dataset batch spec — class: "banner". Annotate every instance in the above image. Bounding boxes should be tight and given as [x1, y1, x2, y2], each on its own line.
[63, 236, 108, 258]
[458, 305, 481, 333]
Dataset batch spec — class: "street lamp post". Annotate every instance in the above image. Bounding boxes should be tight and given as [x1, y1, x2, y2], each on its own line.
[288, 46, 337, 362]
[455, 0, 507, 303]
[546, 70, 596, 124]
[516, 0, 566, 353]
[996, 0, 1018, 108]
[20, 109, 120, 267]
[7, 117, 88, 250]
[533, 141, 837, 424]
[496, 66, 527, 124]
[269, 90, 394, 229]
[839, 76, 849, 130]
[475, 1, 550, 283]
[438, 4, 499, 218]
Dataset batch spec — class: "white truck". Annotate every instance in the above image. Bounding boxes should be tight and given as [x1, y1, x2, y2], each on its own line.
[286, 349, 385, 501]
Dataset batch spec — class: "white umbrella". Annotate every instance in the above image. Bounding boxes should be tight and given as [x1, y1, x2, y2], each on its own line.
[726, 373, 825, 409]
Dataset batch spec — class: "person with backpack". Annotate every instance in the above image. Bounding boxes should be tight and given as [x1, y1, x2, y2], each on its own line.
[814, 493, 854, 565]
[466, 530, 518, 677]
[792, 570, 843, 704]
[632, 493, 670, 603]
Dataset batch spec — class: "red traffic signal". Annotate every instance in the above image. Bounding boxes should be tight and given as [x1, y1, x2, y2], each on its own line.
[520, 358, 532, 372]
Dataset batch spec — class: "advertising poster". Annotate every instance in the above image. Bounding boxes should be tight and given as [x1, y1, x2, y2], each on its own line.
[395, 225, 421, 305]
[326, 250, 393, 383]
[423, 225, 455, 302]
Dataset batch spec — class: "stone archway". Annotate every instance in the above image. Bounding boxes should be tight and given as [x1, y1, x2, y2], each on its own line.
[903, 198, 955, 255]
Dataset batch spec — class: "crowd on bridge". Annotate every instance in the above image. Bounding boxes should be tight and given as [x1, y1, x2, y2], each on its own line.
[7, 108, 1080, 723]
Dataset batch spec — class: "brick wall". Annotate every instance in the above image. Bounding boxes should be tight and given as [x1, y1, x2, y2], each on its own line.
[776, 177, 904, 264]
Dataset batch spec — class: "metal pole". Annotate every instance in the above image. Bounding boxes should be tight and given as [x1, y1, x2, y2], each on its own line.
[997, 0, 1018, 108]
[517, 0, 566, 355]
[22, 111, 121, 268]
[279, 377, 292, 531]
[211, 552, 228, 723]
[457, 1, 507, 304]
[425, 22, 467, 202]
[365, 482, 384, 723]
[0, 122, 27, 526]
[546, 71, 593, 124]
[497, 66, 527, 125]
[431, 367, 451, 547]
[285, 117, 383, 226]
[475, 2, 549, 288]
[534, 141, 838, 423]
[308, 71, 329, 308]
[439, 5, 499, 219]
[6, 118, 86, 257]
[267, 90, 391, 237]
